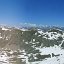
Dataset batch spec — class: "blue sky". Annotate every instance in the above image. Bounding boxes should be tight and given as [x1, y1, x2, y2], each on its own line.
[0, 0, 64, 26]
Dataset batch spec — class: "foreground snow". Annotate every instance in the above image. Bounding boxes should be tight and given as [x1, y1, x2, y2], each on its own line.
[0, 46, 64, 64]
[31, 55, 64, 64]
[30, 45, 64, 64]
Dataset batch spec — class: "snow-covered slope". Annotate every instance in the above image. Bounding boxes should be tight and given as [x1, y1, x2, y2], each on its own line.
[0, 26, 64, 64]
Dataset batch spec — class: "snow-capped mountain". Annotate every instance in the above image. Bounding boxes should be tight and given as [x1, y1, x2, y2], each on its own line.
[0, 25, 64, 64]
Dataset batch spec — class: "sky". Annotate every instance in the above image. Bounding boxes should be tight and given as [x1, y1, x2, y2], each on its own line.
[0, 0, 64, 26]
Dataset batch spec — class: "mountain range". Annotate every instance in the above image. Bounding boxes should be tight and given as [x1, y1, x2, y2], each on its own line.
[0, 25, 64, 64]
